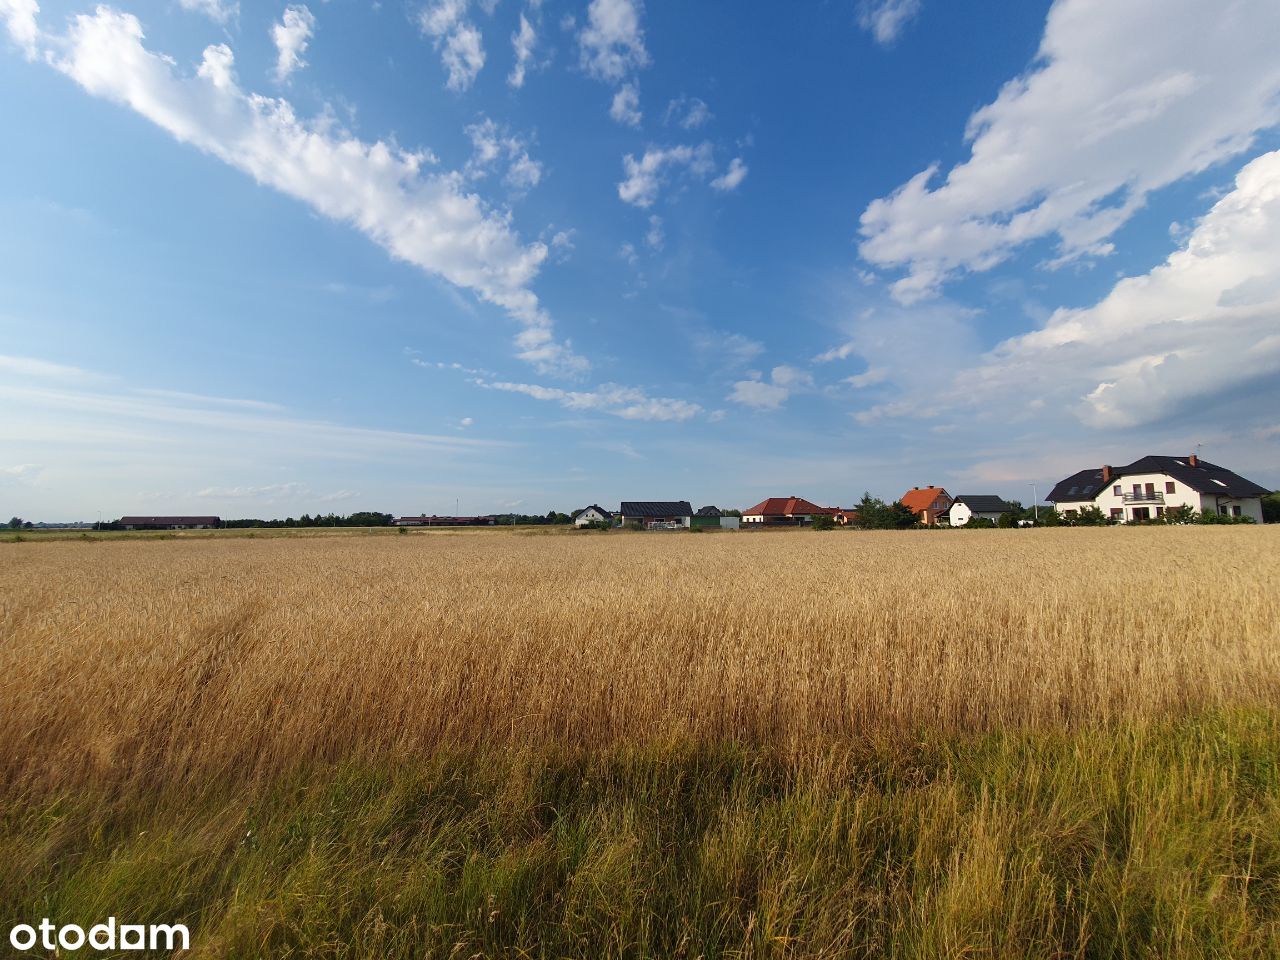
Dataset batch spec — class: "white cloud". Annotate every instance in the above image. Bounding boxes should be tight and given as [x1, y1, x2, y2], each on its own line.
[418, 0, 485, 91]
[664, 95, 711, 129]
[857, 0, 920, 45]
[459, 416, 474, 427]
[728, 379, 788, 411]
[578, 0, 647, 83]
[710, 156, 748, 193]
[34, 8, 580, 375]
[474, 378, 702, 421]
[609, 81, 641, 127]
[271, 4, 314, 83]
[644, 214, 663, 250]
[1, 0, 39, 56]
[177, 0, 237, 26]
[728, 366, 813, 411]
[962, 148, 1280, 429]
[769, 365, 814, 390]
[464, 116, 542, 192]
[0, 354, 89, 378]
[508, 11, 536, 88]
[859, 0, 1280, 303]
[844, 367, 889, 389]
[618, 142, 714, 208]
[193, 482, 356, 503]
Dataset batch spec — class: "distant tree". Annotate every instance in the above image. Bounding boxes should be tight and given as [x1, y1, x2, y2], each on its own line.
[720, 508, 742, 518]
[1262, 492, 1280, 524]
[1036, 506, 1062, 527]
[7, 517, 21, 529]
[998, 510, 1018, 528]
[811, 514, 836, 531]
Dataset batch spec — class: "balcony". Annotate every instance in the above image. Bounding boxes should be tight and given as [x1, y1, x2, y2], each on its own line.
[1122, 491, 1165, 504]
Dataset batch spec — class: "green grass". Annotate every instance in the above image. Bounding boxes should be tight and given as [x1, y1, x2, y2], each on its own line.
[4, 712, 1279, 958]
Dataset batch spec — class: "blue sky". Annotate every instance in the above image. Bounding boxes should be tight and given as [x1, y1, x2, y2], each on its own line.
[2, 0, 1279, 519]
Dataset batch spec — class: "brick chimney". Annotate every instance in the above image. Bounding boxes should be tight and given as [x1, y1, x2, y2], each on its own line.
[1189, 452, 1198, 467]
[1102, 465, 1113, 484]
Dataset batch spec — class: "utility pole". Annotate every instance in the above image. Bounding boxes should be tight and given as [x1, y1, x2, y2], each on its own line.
[1029, 482, 1038, 522]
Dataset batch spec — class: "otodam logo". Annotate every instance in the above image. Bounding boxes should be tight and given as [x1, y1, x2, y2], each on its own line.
[8, 918, 189, 953]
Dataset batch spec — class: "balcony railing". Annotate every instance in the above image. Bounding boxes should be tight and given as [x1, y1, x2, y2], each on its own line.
[1122, 491, 1165, 504]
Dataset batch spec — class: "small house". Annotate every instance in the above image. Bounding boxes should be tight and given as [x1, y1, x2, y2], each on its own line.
[899, 486, 952, 526]
[741, 497, 839, 526]
[572, 505, 614, 527]
[946, 496, 1013, 526]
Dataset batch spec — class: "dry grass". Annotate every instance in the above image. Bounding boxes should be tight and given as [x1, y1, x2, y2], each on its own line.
[2, 526, 1277, 796]
[3, 526, 1280, 957]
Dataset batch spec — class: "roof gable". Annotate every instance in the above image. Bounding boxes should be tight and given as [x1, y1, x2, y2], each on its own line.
[900, 486, 950, 511]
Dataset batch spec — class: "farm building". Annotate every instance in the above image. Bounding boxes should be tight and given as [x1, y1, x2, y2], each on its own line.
[946, 496, 1013, 526]
[741, 497, 839, 526]
[899, 486, 952, 526]
[692, 506, 741, 530]
[119, 516, 221, 530]
[572, 505, 613, 527]
[617, 501, 693, 529]
[1048, 454, 1269, 523]
[391, 515, 497, 527]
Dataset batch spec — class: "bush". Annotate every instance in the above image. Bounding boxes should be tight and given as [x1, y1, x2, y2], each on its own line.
[811, 515, 836, 531]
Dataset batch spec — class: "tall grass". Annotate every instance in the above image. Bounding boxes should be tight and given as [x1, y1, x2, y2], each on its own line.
[1, 527, 1278, 957]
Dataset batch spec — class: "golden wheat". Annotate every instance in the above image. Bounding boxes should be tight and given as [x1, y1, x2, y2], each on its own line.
[2, 527, 1277, 795]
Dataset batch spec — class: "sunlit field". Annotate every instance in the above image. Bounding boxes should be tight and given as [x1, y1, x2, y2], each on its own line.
[3, 527, 1279, 958]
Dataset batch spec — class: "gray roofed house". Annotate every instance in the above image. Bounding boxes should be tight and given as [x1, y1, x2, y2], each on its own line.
[617, 501, 693, 529]
[946, 496, 1013, 526]
[572, 505, 614, 527]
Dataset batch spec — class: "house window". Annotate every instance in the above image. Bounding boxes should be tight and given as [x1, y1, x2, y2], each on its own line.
[1155, 507, 1164, 517]
[1110, 508, 1123, 519]
[1165, 481, 1175, 494]
[1232, 505, 1242, 517]
[1113, 485, 1121, 496]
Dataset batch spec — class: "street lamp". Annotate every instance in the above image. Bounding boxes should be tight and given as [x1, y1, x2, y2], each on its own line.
[1029, 482, 1039, 522]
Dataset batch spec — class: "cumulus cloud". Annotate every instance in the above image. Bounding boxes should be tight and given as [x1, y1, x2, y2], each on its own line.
[711, 156, 748, 193]
[578, 0, 647, 82]
[609, 81, 641, 127]
[617, 142, 714, 207]
[664, 95, 711, 129]
[177, 0, 237, 26]
[31, 8, 581, 375]
[1, 0, 39, 55]
[271, 4, 314, 82]
[728, 366, 813, 411]
[857, 0, 920, 45]
[418, 0, 485, 91]
[474, 378, 702, 421]
[961, 148, 1280, 430]
[859, 0, 1280, 303]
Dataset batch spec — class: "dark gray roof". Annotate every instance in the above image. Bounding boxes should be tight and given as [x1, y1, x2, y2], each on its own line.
[695, 505, 722, 517]
[951, 496, 1013, 514]
[618, 501, 693, 518]
[119, 515, 221, 525]
[572, 504, 612, 519]
[1048, 456, 1269, 502]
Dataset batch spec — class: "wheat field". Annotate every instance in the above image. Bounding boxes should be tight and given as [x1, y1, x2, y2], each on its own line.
[2, 526, 1279, 957]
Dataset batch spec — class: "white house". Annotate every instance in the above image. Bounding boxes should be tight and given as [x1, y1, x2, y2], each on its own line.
[1048, 454, 1269, 523]
[572, 505, 613, 527]
[946, 496, 1013, 526]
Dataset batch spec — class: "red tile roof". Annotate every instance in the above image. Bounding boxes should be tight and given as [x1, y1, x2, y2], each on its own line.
[742, 496, 837, 517]
[899, 487, 949, 513]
